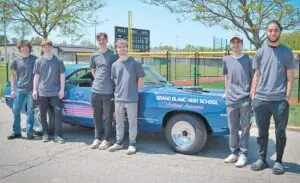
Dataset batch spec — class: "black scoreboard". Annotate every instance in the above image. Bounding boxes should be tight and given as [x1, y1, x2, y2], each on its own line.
[114, 26, 150, 52]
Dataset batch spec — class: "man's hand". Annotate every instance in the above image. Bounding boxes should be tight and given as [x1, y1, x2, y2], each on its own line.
[58, 89, 64, 99]
[32, 90, 38, 100]
[250, 90, 256, 100]
[285, 96, 290, 102]
[11, 90, 16, 98]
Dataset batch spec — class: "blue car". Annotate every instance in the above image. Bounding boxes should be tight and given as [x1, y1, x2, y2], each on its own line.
[4, 64, 228, 154]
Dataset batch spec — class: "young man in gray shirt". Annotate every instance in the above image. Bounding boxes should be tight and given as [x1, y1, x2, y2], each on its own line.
[223, 35, 252, 168]
[8, 40, 37, 140]
[250, 20, 296, 175]
[89, 32, 117, 150]
[33, 40, 66, 144]
[109, 39, 145, 155]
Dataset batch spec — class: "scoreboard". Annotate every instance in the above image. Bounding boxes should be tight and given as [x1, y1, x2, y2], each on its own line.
[115, 26, 150, 52]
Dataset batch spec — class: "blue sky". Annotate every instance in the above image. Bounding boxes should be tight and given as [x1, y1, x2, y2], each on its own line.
[48, 0, 235, 49]
[47, 0, 299, 49]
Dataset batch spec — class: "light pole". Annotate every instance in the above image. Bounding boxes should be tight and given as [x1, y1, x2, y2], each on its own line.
[1, 4, 9, 82]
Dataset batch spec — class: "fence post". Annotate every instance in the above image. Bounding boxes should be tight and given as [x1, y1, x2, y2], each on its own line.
[75, 54, 78, 64]
[6, 60, 9, 82]
[298, 55, 300, 103]
[166, 51, 170, 81]
[193, 52, 197, 86]
[141, 57, 144, 65]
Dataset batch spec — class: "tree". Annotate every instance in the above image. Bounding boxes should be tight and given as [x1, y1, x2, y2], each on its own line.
[10, 0, 105, 39]
[12, 21, 31, 40]
[80, 39, 95, 48]
[0, 35, 9, 44]
[30, 37, 43, 44]
[281, 31, 300, 50]
[142, 0, 300, 49]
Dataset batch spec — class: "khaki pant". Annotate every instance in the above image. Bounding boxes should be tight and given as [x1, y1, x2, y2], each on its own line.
[115, 102, 138, 145]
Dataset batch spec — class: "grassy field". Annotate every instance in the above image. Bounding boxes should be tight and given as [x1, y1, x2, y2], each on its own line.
[200, 79, 300, 126]
[0, 63, 9, 97]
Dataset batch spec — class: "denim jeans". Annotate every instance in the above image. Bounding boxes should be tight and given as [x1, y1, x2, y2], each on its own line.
[12, 91, 34, 135]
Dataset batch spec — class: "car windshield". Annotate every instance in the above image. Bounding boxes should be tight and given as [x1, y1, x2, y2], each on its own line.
[65, 65, 172, 87]
[143, 67, 172, 86]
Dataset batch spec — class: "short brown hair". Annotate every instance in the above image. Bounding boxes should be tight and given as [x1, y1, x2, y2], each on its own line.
[41, 40, 53, 47]
[16, 40, 32, 52]
[96, 32, 108, 40]
[115, 39, 128, 47]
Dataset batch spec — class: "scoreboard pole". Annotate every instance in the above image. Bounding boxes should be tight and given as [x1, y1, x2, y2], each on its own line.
[128, 11, 133, 52]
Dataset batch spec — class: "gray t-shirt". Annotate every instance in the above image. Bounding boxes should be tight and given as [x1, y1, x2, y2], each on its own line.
[90, 50, 117, 94]
[253, 43, 296, 101]
[223, 54, 252, 105]
[11, 55, 37, 92]
[33, 55, 66, 97]
[111, 57, 145, 103]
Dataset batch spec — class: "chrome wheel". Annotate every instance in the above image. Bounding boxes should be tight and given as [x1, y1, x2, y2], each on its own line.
[171, 121, 196, 148]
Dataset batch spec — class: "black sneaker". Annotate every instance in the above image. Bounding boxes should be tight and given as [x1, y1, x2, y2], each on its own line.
[7, 134, 22, 140]
[54, 136, 65, 144]
[26, 134, 34, 140]
[42, 133, 50, 142]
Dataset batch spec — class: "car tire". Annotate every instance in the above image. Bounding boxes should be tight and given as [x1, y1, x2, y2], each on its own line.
[33, 106, 55, 136]
[164, 114, 207, 154]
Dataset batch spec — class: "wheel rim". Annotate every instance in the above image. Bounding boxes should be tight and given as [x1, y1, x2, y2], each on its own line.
[34, 107, 42, 132]
[171, 121, 196, 148]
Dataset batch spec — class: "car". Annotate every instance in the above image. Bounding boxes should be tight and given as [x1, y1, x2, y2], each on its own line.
[4, 64, 228, 154]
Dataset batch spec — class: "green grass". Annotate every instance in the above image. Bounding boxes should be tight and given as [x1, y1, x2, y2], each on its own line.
[151, 64, 222, 81]
[200, 80, 224, 89]
[0, 63, 10, 97]
[288, 104, 300, 126]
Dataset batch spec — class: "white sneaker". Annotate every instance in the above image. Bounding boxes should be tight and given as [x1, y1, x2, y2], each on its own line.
[98, 140, 110, 150]
[108, 143, 123, 152]
[90, 139, 101, 149]
[126, 146, 136, 155]
[224, 154, 239, 163]
[235, 154, 248, 168]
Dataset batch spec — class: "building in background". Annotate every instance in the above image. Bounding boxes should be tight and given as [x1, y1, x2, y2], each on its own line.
[0, 44, 95, 64]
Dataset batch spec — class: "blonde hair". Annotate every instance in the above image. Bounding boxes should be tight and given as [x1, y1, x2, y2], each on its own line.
[115, 39, 128, 47]
[41, 40, 53, 47]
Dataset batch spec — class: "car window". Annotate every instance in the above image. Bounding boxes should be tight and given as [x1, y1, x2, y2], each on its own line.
[66, 68, 93, 87]
[143, 67, 170, 86]
[68, 68, 90, 80]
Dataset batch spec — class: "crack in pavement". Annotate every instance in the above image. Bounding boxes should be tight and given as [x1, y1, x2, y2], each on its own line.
[0, 146, 78, 180]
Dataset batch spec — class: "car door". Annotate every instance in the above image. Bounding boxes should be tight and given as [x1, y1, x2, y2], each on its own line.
[64, 68, 94, 126]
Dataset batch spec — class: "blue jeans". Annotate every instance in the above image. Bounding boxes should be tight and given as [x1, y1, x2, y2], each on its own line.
[12, 91, 34, 135]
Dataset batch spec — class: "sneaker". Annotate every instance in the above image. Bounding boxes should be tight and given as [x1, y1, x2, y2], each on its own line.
[235, 154, 248, 168]
[126, 145, 136, 155]
[108, 143, 123, 152]
[54, 136, 66, 144]
[224, 154, 239, 163]
[26, 133, 34, 140]
[42, 133, 50, 142]
[98, 140, 110, 150]
[7, 133, 22, 140]
[90, 139, 101, 149]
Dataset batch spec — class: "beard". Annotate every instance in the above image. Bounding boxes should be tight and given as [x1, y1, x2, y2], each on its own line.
[267, 34, 281, 43]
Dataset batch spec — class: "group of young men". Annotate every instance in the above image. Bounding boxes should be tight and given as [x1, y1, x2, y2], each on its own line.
[223, 20, 296, 175]
[7, 33, 145, 155]
[7, 19, 296, 166]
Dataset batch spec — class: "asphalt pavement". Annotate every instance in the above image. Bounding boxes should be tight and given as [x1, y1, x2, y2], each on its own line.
[0, 103, 299, 183]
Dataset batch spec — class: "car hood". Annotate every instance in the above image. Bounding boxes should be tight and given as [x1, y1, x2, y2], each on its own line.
[141, 85, 224, 98]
